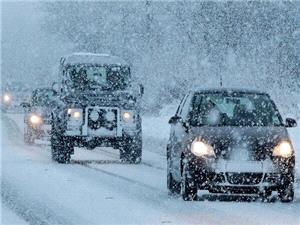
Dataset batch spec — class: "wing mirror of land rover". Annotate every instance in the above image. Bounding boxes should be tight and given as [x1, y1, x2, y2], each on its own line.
[52, 82, 60, 94]
[20, 102, 31, 108]
[169, 115, 182, 124]
[285, 118, 297, 128]
[139, 84, 144, 96]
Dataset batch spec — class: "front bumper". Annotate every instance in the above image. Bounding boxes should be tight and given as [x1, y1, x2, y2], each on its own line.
[187, 157, 294, 194]
[64, 134, 139, 149]
[28, 124, 52, 139]
[64, 106, 140, 137]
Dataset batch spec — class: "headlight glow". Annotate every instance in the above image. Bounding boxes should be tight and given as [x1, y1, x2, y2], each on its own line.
[30, 114, 42, 125]
[73, 111, 81, 119]
[68, 108, 82, 120]
[3, 94, 11, 103]
[191, 140, 215, 158]
[273, 141, 294, 158]
[122, 111, 133, 122]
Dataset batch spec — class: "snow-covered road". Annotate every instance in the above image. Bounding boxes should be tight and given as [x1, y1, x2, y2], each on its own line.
[1, 113, 300, 225]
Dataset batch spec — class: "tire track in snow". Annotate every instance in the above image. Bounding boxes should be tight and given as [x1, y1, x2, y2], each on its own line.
[75, 161, 162, 193]
[1, 180, 70, 225]
[4, 113, 300, 225]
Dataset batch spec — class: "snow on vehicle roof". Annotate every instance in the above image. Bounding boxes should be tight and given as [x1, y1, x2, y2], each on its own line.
[194, 88, 268, 95]
[62, 52, 129, 66]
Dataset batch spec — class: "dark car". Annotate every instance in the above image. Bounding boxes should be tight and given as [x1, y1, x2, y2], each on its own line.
[1, 82, 31, 113]
[22, 88, 57, 144]
[50, 53, 143, 164]
[167, 89, 297, 202]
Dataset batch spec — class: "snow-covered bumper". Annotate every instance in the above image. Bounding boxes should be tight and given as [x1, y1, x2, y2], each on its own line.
[63, 106, 141, 147]
[187, 156, 294, 194]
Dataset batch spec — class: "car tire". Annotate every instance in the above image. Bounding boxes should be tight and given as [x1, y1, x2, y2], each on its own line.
[167, 172, 181, 195]
[167, 155, 181, 195]
[51, 128, 72, 164]
[278, 176, 294, 202]
[260, 189, 272, 202]
[119, 135, 142, 164]
[24, 132, 34, 145]
[181, 162, 197, 201]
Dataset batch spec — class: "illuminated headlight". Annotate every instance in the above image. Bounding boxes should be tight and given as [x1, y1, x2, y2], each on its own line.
[122, 111, 134, 123]
[30, 114, 42, 125]
[3, 94, 11, 103]
[67, 108, 82, 120]
[273, 141, 294, 158]
[191, 140, 215, 158]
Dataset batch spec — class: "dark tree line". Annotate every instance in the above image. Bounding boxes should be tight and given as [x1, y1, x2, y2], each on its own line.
[42, 1, 300, 114]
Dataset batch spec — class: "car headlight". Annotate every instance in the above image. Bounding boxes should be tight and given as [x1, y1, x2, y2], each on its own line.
[68, 108, 82, 120]
[3, 94, 11, 103]
[191, 140, 215, 158]
[122, 111, 134, 123]
[30, 114, 43, 125]
[273, 141, 294, 158]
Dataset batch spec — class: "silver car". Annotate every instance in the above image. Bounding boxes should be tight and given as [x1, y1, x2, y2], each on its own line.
[167, 89, 297, 202]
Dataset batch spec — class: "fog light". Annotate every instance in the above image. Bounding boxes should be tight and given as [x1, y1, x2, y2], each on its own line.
[73, 111, 81, 119]
[68, 108, 82, 120]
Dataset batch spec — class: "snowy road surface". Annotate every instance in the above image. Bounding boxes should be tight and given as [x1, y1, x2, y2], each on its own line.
[1, 113, 300, 225]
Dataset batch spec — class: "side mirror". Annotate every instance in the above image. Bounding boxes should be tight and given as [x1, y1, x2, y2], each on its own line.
[169, 115, 182, 124]
[52, 82, 60, 94]
[20, 102, 30, 108]
[285, 118, 297, 128]
[139, 84, 144, 96]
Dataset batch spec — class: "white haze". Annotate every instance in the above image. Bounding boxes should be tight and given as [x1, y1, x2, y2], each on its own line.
[1, 1, 300, 116]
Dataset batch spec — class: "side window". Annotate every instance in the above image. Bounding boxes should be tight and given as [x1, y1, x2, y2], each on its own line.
[175, 95, 187, 116]
[180, 94, 192, 120]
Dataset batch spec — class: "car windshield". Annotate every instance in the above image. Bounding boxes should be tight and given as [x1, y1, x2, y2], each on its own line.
[65, 64, 131, 91]
[189, 92, 283, 127]
[32, 89, 56, 106]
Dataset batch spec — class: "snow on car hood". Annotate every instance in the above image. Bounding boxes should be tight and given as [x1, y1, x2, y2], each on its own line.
[189, 126, 289, 160]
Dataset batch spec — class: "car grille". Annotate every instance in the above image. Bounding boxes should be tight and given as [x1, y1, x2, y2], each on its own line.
[226, 172, 263, 185]
[87, 108, 118, 131]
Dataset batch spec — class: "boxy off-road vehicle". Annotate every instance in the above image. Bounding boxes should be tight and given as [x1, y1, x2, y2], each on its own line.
[51, 53, 143, 164]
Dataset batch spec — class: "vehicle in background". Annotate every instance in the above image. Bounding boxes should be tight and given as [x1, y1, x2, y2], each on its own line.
[50, 53, 144, 163]
[1, 82, 31, 113]
[22, 88, 57, 144]
[167, 89, 297, 202]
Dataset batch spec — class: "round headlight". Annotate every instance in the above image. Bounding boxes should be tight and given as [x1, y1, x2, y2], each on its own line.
[3, 94, 11, 103]
[122, 111, 132, 122]
[89, 110, 99, 122]
[30, 114, 42, 124]
[273, 141, 294, 158]
[191, 140, 215, 158]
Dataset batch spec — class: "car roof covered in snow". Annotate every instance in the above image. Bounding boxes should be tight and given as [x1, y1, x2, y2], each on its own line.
[62, 52, 129, 66]
[193, 88, 269, 96]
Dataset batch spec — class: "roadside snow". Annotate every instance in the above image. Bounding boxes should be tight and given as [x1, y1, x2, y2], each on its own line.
[1, 204, 28, 225]
[1, 113, 300, 225]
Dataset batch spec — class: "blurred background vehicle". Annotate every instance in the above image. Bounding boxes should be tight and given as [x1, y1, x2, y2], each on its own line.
[22, 87, 57, 144]
[2, 82, 32, 113]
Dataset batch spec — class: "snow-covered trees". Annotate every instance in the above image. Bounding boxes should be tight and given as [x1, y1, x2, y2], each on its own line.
[42, 1, 300, 114]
